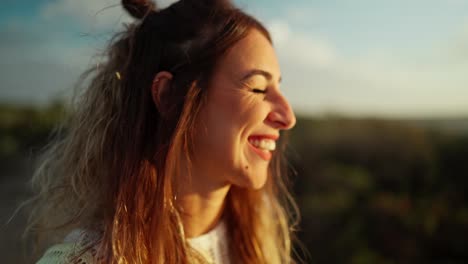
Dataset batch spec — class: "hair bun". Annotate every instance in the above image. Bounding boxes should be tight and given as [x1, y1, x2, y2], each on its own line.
[122, 0, 156, 19]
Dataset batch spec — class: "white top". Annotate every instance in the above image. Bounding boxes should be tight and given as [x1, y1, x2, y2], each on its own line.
[187, 220, 231, 264]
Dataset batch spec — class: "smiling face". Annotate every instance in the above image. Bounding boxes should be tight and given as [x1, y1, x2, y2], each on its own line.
[191, 29, 296, 190]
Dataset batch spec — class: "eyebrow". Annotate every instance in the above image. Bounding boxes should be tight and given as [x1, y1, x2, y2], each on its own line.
[240, 69, 282, 83]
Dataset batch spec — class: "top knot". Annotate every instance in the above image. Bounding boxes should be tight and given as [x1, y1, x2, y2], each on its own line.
[122, 0, 156, 19]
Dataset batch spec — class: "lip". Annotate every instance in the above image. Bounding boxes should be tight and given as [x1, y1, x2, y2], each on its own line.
[247, 134, 279, 161]
[248, 143, 272, 160]
[248, 134, 279, 141]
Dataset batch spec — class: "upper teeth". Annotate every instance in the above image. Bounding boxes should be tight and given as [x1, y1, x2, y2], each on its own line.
[249, 139, 276, 151]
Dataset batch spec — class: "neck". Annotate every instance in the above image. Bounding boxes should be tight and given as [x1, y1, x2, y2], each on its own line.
[176, 177, 231, 238]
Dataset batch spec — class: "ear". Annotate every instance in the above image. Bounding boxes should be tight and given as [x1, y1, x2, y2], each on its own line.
[151, 71, 173, 114]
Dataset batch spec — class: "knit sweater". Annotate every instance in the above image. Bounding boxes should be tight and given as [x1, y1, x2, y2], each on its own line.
[36, 221, 231, 264]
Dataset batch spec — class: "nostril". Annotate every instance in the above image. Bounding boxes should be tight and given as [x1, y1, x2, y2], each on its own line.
[274, 120, 288, 128]
[269, 93, 296, 130]
[267, 112, 291, 130]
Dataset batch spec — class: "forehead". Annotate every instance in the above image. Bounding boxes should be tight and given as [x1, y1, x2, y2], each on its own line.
[215, 29, 280, 81]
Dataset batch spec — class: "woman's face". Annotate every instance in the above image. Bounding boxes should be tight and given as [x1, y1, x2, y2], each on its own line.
[192, 29, 296, 190]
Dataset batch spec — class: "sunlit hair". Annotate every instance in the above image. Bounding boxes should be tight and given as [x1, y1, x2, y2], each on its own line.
[25, 0, 300, 263]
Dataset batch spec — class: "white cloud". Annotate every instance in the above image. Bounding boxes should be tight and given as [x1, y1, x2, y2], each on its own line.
[266, 19, 468, 117]
[41, 0, 132, 31]
[268, 20, 337, 69]
[0, 61, 79, 104]
[3, 0, 467, 117]
[450, 23, 468, 62]
[1, 0, 183, 105]
[284, 6, 320, 26]
[40, 0, 179, 31]
[0, 19, 96, 104]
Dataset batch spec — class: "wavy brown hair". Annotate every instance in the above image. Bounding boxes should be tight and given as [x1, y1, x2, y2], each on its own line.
[26, 0, 300, 263]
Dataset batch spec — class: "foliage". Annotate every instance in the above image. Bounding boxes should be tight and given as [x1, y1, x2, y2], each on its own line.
[0, 101, 67, 158]
[290, 116, 468, 264]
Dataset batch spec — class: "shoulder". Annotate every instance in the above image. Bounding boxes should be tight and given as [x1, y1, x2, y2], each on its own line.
[36, 242, 98, 264]
[36, 229, 101, 264]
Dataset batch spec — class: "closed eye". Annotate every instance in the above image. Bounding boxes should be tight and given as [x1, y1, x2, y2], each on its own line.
[250, 88, 267, 94]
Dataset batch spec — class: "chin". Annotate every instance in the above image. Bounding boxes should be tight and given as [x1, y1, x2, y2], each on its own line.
[233, 170, 268, 190]
[250, 179, 268, 190]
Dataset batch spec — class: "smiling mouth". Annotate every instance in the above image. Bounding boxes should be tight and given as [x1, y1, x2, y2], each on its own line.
[247, 136, 277, 161]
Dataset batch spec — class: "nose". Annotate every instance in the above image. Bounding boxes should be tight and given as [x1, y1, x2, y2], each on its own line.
[266, 92, 296, 130]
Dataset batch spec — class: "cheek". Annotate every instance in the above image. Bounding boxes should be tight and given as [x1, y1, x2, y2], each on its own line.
[198, 88, 267, 153]
[195, 99, 239, 151]
[204, 92, 245, 130]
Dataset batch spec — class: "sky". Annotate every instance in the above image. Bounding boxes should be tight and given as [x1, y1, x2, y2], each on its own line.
[1, 0, 468, 118]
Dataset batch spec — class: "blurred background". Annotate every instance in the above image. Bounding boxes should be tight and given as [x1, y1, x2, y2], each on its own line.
[1, 0, 467, 263]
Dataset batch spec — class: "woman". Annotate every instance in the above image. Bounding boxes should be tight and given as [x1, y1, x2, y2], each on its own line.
[28, 0, 299, 263]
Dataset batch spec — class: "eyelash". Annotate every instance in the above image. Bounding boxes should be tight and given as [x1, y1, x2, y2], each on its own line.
[250, 88, 267, 94]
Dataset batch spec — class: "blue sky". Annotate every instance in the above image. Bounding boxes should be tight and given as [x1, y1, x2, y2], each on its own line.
[1, 0, 468, 117]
